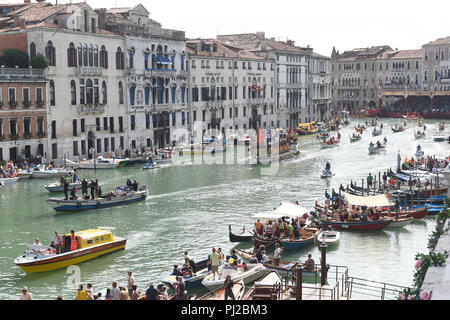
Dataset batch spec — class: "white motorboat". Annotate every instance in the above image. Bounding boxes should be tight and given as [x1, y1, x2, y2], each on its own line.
[201, 263, 269, 291]
[0, 177, 19, 184]
[17, 169, 33, 179]
[77, 157, 120, 169]
[142, 162, 160, 170]
[317, 229, 340, 245]
[385, 216, 414, 228]
[31, 167, 74, 179]
[320, 169, 335, 178]
[44, 182, 83, 193]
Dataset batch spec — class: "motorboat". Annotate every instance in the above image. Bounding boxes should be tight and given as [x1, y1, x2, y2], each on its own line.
[47, 185, 148, 212]
[31, 166, 74, 178]
[44, 182, 83, 193]
[143, 162, 160, 170]
[201, 263, 269, 291]
[76, 157, 122, 169]
[0, 176, 19, 184]
[321, 169, 335, 178]
[14, 228, 126, 273]
[316, 229, 340, 245]
[242, 271, 281, 300]
[198, 279, 245, 300]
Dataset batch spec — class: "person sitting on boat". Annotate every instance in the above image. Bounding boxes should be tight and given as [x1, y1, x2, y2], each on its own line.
[369, 142, 374, 149]
[376, 140, 382, 148]
[185, 257, 197, 273]
[31, 238, 42, 254]
[255, 220, 264, 235]
[70, 187, 78, 200]
[172, 264, 183, 276]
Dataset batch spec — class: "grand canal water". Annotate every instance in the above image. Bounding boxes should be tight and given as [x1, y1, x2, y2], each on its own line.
[0, 118, 448, 300]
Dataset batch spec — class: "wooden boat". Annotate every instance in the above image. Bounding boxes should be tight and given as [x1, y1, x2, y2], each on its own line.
[198, 279, 245, 300]
[242, 271, 282, 300]
[47, 186, 148, 212]
[229, 225, 253, 242]
[391, 126, 405, 132]
[319, 137, 340, 148]
[279, 227, 321, 251]
[372, 129, 382, 136]
[349, 134, 361, 142]
[296, 121, 318, 135]
[44, 182, 83, 193]
[14, 228, 126, 273]
[384, 216, 414, 228]
[415, 131, 426, 139]
[317, 229, 340, 245]
[201, 263, 269, 291]
[160, 258, 214, 289]
[321, 218, 393, 231]
[368, 142, 386, 154]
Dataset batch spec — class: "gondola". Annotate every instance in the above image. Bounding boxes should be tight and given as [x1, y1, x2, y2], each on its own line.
[391, 126, 405, 132]
[229, 225, 253, 242]
[279, 227, 321, 251]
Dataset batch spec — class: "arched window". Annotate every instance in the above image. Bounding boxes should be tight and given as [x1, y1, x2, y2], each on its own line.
[100, 45, 108, 68]
[83, 44, 88, 66]
[102, 81, 107, 104]
[116, 47, 124, 69]
[78, 44, 83, 66]
[144, 85, 150, 105]
[130, 85, 136, 106]
[118, 81, 124, 104]
[49, 80, 55, 106]
[94, 45, 98, 67]
[70, 80, 76, 105]
[89, 44, 94, 66]
[129, 48, 135, 69]
[30, 42, 36, 59]
[86, 79, 93, 104]
[46, 41, 56, 66]
[67, 42, 77, 67]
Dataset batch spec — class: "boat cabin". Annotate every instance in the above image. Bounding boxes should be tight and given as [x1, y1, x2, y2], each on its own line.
[62, 229, 114, 252]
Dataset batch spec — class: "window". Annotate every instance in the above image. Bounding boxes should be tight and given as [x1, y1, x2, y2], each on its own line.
[49, 80, 55, 106]
[103, 117, 108, 131]
[94, 45, 98, 67]
[30, 42, 36, 59]
[67, 42, 77, 67]
[36, 117, 44, 136]
[51, 120, 56, 139]
[22, 87, 29, 104]
[104, 138, 109, 153]
[116, 47, 125, 69]
[81, 140, 86, 155]
[130, 115, 135, 130]
[130, 85, 136, 106]
[72, 119, 77, 137]
[129, 48, 135, 69]
[89, 44, 94, 66]
[118, 81, 124, 104]
[102, 81, 107, 104]
[100, 45, 108, 68]
[8, 87, 16, 105]
[119, 116, 123, 132]
[86, 79, 93, 104]
[81, 119, 85, 133]
[70, 80, 76, 105]
[23, 117, 31, 135]
[46, 41, 56, 66]
[96, 117, 100, 131]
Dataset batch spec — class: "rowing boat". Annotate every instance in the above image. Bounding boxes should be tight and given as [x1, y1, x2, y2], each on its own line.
[321, 219, 393, 231]
[279, 227, 321, 251]
[349, 134, 361, 142]
[368, 142, 386, 154]
[160, 258, 214, 289]
[384, 216, 414, 228]
[201, 264, 269, 291]
[229, 225, 253, 242]
[391, 126, 405, 132]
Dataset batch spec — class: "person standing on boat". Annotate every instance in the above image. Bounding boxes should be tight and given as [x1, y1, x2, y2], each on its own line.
[110, 282, 120, 300]
[274, 243, 283, 266]
[81, 178, 88, 199]
[208, 248, 221, 280]
[70, 230, 79, 251]
[224, 275, 235, 300]
[63, 178, 69, 200]
[90, 180, 96, 199]
[54, 231, 63, 255]
[217, 248, 225, 264]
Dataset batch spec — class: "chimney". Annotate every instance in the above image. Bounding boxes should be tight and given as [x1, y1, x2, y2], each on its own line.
[24, 0, 31, 3]
[256, 32, 265, 40]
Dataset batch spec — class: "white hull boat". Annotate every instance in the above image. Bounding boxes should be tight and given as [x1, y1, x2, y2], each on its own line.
[44, 182, 82, 193]
[317, 230, 340, 245]
[0, 177, 19, 184]
[201, 263, 269, 291]
[320, 169, 335, 178]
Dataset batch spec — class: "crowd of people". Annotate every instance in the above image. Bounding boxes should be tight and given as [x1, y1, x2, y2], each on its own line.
[0, 161, 18, 179]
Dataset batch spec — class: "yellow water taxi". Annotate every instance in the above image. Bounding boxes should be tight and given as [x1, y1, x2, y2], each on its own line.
[14, 228, 126, 273]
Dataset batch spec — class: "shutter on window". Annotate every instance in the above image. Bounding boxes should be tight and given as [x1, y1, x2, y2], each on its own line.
[105, 51, 108, 69]
[52, 47, 56, 66]
[67, 48, 71, 67]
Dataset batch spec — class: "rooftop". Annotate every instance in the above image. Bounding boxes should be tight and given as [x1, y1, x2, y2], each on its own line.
[187, 38, 266, 60]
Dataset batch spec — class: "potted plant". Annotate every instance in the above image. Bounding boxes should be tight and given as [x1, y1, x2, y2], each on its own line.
[9, 101, 18, 108]
[23, 101, 32, 108]
[37, 101, 45, 108]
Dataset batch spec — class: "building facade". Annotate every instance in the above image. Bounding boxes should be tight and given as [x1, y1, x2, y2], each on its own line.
[0, 67, 47, 162]
[186, 38, 276, 137]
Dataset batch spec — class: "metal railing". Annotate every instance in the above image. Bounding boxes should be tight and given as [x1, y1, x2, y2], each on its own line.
[0, 67, 45, 80]
[343, 276, 408, 300]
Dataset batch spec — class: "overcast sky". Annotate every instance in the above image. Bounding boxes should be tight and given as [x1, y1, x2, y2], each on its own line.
[2, 0, 448, 56]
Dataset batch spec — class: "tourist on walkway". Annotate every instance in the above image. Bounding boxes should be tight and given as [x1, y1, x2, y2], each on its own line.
[19, 286, 32, 300]
[110, 281, 120, 300]
[145, 282, 158, 300]
[76, 284, 88, 300]
[305, 253, 315, 272]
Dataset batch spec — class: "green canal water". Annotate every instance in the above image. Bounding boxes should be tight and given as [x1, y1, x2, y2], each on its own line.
[0, 118, 448, 300]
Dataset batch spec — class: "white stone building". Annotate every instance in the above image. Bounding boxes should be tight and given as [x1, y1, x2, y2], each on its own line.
[186, 39, 276, 137]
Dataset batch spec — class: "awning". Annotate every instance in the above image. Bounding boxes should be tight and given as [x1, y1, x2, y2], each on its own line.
[252, 212, 284, 220]
[273, 202, 309, 218]
[343, 193, 391, 207]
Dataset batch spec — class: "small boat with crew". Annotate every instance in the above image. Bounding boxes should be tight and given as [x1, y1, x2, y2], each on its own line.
[160, 258, 214, 290]
[372, 128, 382, 136]
[201, 262, 268, 291]
[368, 140, 386, 154]
[31, 165, 74, 178]
[391, 125, 405, 132]
[415, 130, 426, 139]
[75, 157, 125, 169]
[319, 133, 341, 148]
[229, 225, 253, 242]
[349, 133, 361, 143]
[198, 279, 245, 300]
[14, 227, 126, 273]
[279, 227, 321, 251]
[44, 182, 83, 193]
[439, 122, 445, 131]
[47, 184, 148, 212]
[321, 169, 335, 178]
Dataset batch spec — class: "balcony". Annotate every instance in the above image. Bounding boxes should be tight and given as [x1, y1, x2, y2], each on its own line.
[77, 104, 105, 114]
[247, 98, 265, 105]
[144, 69, 176, 77]
[78, 66, 103, 76]
[0, 67, 46, 81]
